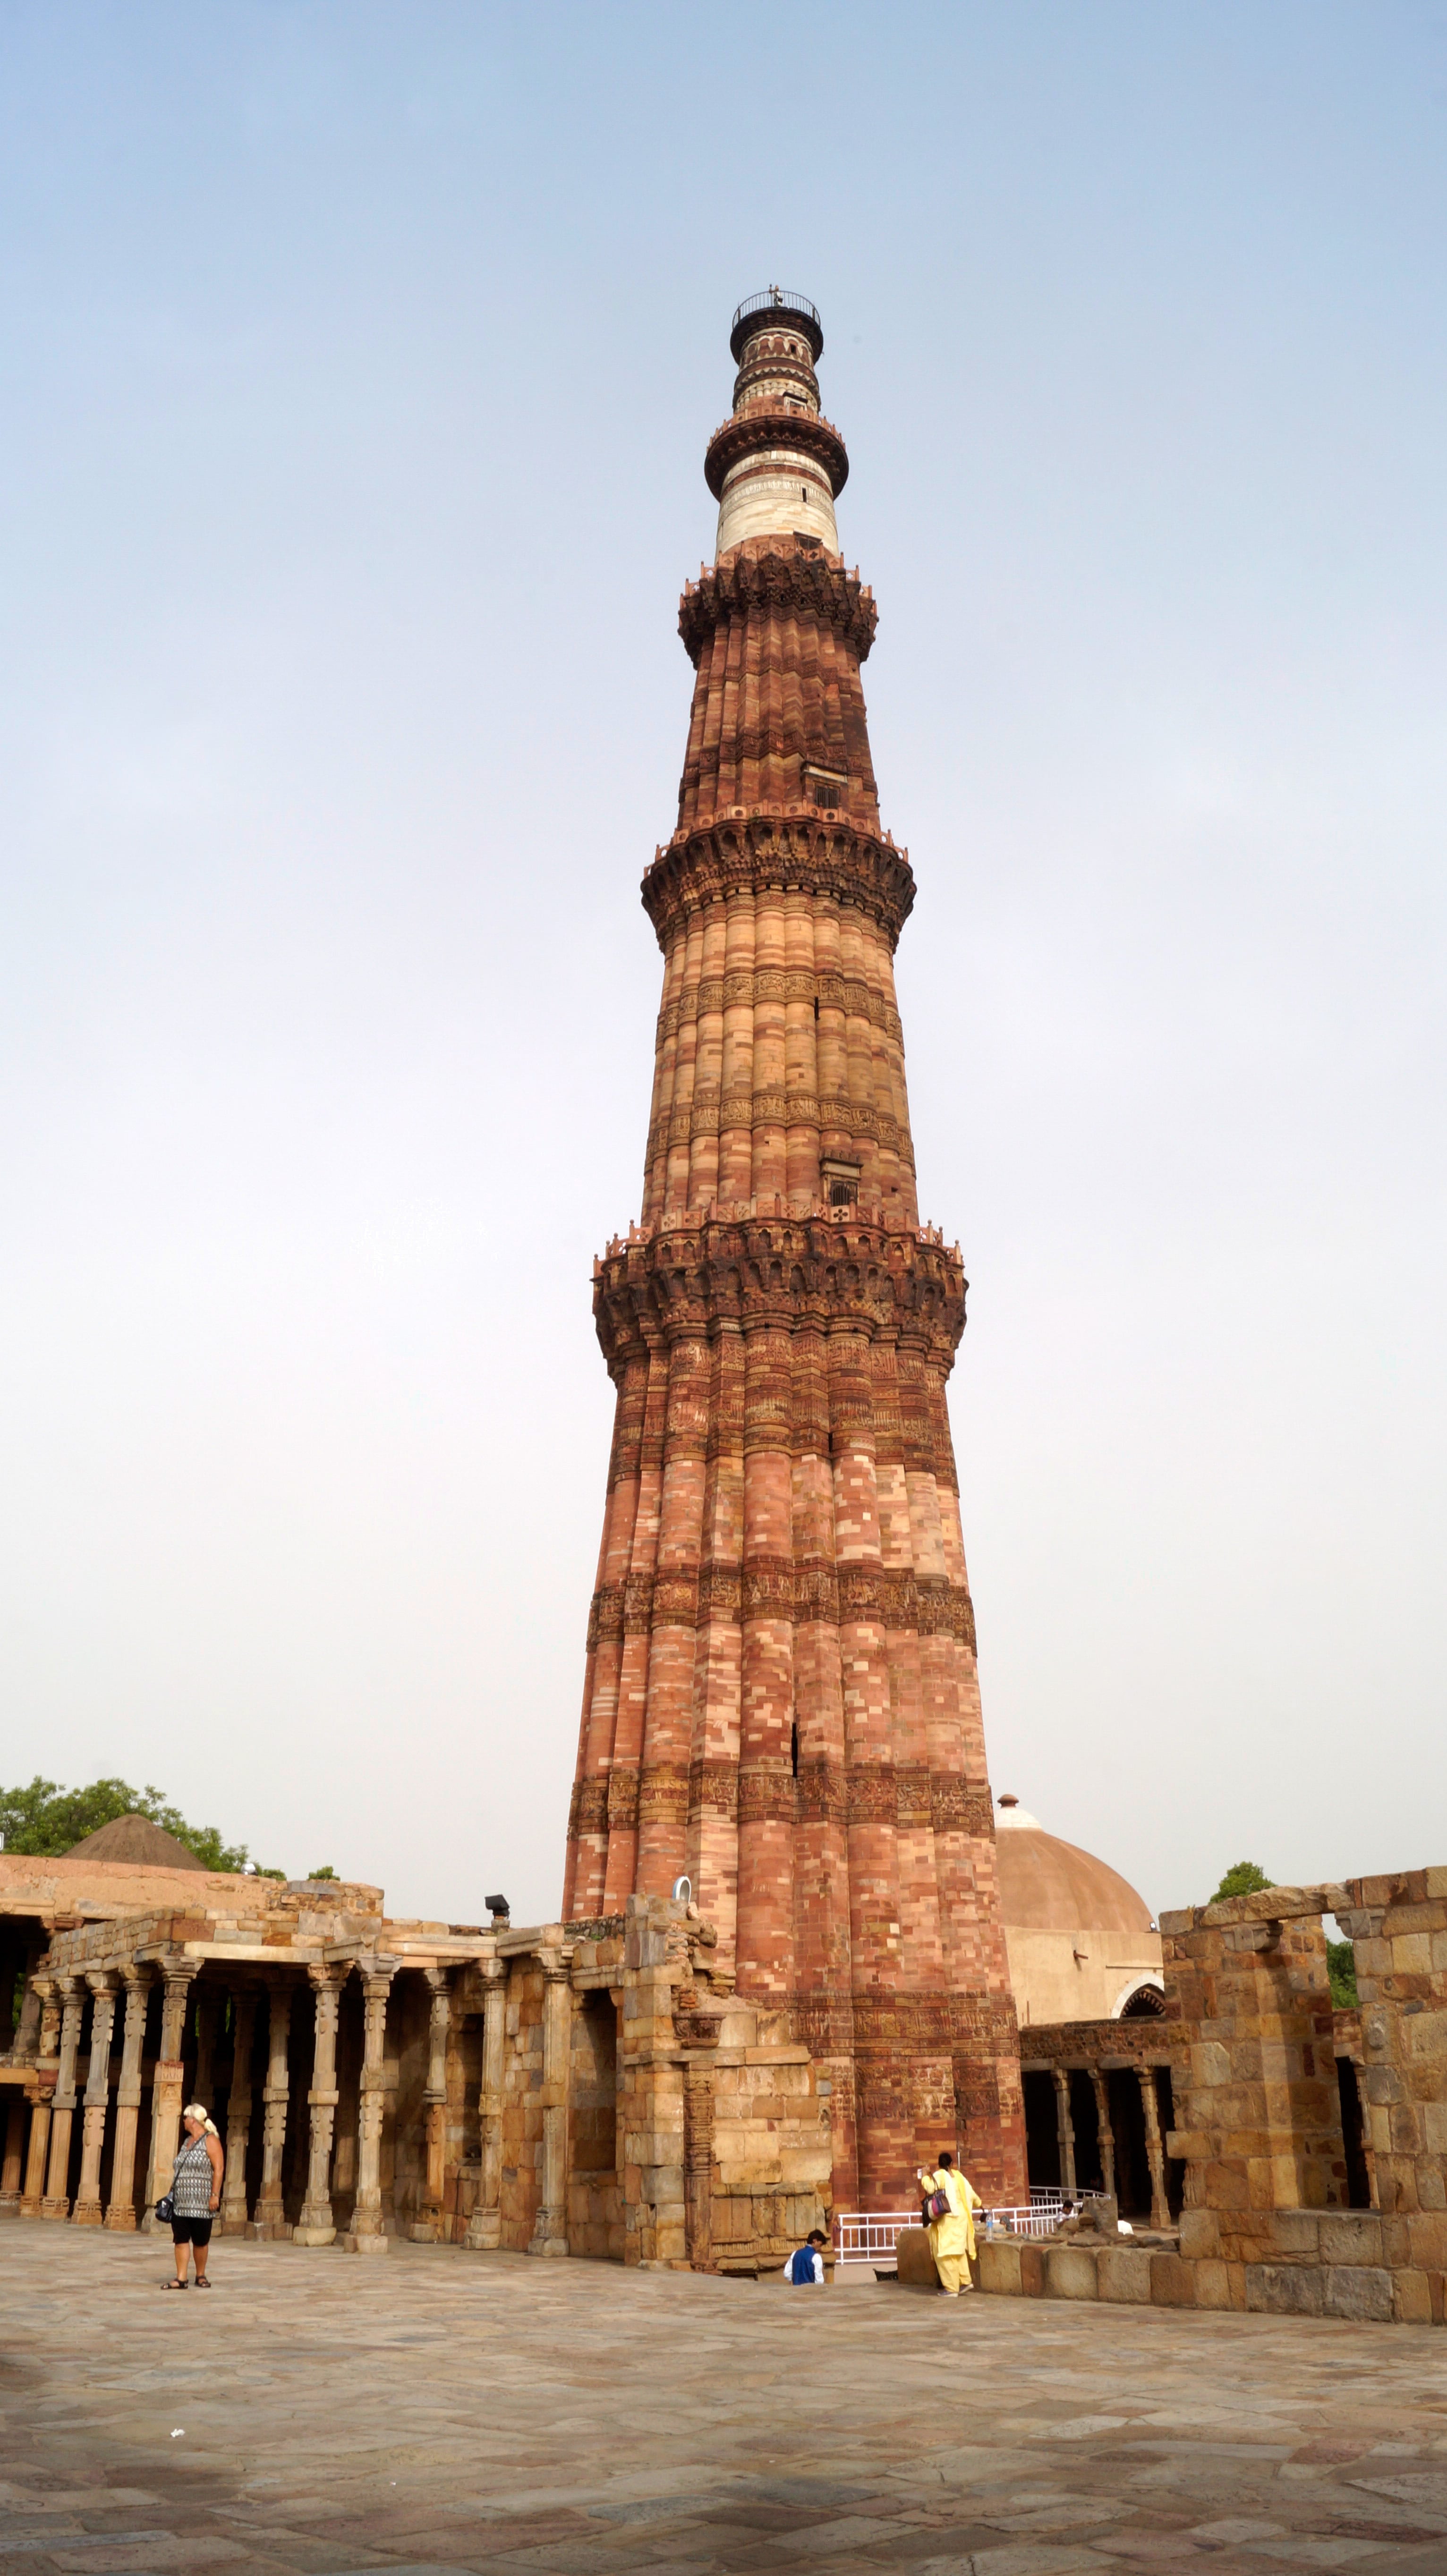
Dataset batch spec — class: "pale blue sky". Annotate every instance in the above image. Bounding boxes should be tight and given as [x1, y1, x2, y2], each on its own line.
[1, 4, 1444, 1921]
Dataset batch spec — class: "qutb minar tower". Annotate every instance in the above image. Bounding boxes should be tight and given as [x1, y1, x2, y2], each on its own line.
[564, 290, 1026, 2212]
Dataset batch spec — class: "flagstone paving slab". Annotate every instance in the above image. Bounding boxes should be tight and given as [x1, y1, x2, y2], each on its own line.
[6, 2219, 1447, 2574]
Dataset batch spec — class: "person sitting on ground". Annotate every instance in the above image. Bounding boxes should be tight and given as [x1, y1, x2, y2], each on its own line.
[916, 2150, 982, 2298]
[164, 2103, 224, 2290]
[783, 2228, 829, 2284]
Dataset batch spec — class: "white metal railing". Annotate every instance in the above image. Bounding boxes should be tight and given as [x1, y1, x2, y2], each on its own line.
[834, 2211, 911, 2271]
[834, 2188, 1103, 2269]
[983, 2203, 1061, 2238]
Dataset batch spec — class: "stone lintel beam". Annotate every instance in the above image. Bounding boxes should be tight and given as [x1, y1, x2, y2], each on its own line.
[1161, 1884, 1351, 1936]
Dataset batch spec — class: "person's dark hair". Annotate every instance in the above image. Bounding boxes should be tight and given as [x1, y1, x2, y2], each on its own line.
[807, 2229, 827, 2245]
[938, 2151, 954, 2168]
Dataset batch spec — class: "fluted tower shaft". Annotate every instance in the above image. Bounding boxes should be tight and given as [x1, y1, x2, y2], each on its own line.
[563, 293, 1025, 2210]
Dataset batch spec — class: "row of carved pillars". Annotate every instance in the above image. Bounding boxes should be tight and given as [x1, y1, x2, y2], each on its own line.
[0, 1955, 538, 2255]
[1, 1952, 596, 2259]
[1050, 2064, 1172, 2229]
[1, 1959, 397, 2248]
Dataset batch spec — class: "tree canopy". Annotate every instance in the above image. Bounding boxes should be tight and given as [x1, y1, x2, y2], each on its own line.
[1210, 1860, 1274, 1903]
[0, 1775, 279, 1876]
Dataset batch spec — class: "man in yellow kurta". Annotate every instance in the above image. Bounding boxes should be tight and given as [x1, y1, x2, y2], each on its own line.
[917, 2151, 981, 2296]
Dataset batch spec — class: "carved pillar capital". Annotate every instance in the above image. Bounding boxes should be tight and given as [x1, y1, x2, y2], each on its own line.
[158, 1959, 201, 2063]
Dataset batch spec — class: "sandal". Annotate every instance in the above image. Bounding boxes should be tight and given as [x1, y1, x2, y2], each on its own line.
[162, 2278, 187, 2289]
[194, 2277, 212, 2289]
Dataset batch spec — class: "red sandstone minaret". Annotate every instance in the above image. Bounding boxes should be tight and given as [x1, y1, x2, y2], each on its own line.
[563, 290, 1026, 2210]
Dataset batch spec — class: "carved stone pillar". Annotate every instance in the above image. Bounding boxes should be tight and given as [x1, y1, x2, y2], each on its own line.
[528, 1951, 572, 2259]
[42, 1976, 85, 2218]
[1091, 2072, 1116, 2202]
[410, 1968, 453, 2243]
[1, 2093, 27, 2203]
[13, 1956, 45, 2060]
[342, 1960, 395, 2254]
[218, 1988, 258, 2235]
[141, 1965, 199, 2231]
[18, 1981, 60, 2216]
[250, 1982, 294, 2238]
[1052, 2068, 1077, 2200]
[293, 1965, 345, 2246]
[1138, 2066, 1170, 2229]
[679, 2001, 722, 2273]
[104, 1968, 150, 2230]
[464, 1961, 507, 2252]
[71, 1973, 119, 2225]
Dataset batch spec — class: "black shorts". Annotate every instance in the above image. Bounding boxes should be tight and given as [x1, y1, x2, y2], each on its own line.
[171, 2213, 213, 2246]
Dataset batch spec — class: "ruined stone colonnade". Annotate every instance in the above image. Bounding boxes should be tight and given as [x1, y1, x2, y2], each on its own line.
[0, 1944, 491, 2251]
[1, 1877, 832, 2273]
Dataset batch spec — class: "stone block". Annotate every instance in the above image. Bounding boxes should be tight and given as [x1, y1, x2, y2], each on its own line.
[1383, 1903, 1444, 1937]
[1201, 2159, 1250, 2208]
[1318, 2212, 1383, 2266]
[894, 2226, 937, 2289]
[979, 2239, 1022, 2297]
[1098, 2246, 1152, 2304]
[1323, 2265, 1393, 2321]
[1193, 2259, 1237, 2309]
[1178, 2209, 1220, 2259]
[1407, 2212, 1447, 2270]
[1044, 2245, 1100, 2301]
[1246, 2263, 1326, 2316]
[1149, 2253, 1198, 2308]
[1168, 2130, 1211, 2162]
[1020, 2243, 1045, 2297]
[1393, 2266, 1434, 2322]
[1268, 2209, 1323, 2257]
[1407, 2013, 1447, 2061]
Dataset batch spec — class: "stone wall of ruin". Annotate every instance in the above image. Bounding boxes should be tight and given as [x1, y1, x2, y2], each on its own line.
[977, 1866, 1447, 2327]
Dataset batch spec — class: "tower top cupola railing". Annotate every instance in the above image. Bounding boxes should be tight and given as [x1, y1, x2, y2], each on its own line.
[730, 287, 824, 363]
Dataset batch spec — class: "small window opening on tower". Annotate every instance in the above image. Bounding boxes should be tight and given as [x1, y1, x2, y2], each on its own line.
[790, 1720, 800, 1778]
[804, 763, 848, 811]
[801, 484, 809, 499]
[822, 1156, 861, 1209]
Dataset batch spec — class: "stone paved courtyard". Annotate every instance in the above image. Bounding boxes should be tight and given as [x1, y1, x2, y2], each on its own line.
[7, 2222, 1447, 2574]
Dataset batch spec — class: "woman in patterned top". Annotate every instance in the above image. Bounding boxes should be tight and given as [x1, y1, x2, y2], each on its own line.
[164, 2103, 224, 2289]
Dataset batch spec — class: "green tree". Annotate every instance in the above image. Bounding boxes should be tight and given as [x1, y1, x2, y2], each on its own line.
[307, 1864, 339, 1881]
[0, 1774, 272, 1875]
[1210, 1860, 1274, 1903]
[1326, 1938, 1359, 2010]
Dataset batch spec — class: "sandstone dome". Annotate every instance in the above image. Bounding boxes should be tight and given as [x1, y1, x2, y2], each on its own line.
[992, 1795, 1163, 2025]
[994, 1797, 1153, 1937]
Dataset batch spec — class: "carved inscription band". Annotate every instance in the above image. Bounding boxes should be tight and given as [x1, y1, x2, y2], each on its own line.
[648, 1091, 914, 1171]
[656, 971, 903, 1046]
[586, 1565, 978, 1656]
[567, 1766, 995, 1842]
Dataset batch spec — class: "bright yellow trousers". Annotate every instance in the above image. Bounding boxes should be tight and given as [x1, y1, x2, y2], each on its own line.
[933, 2251, 972, 2295]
